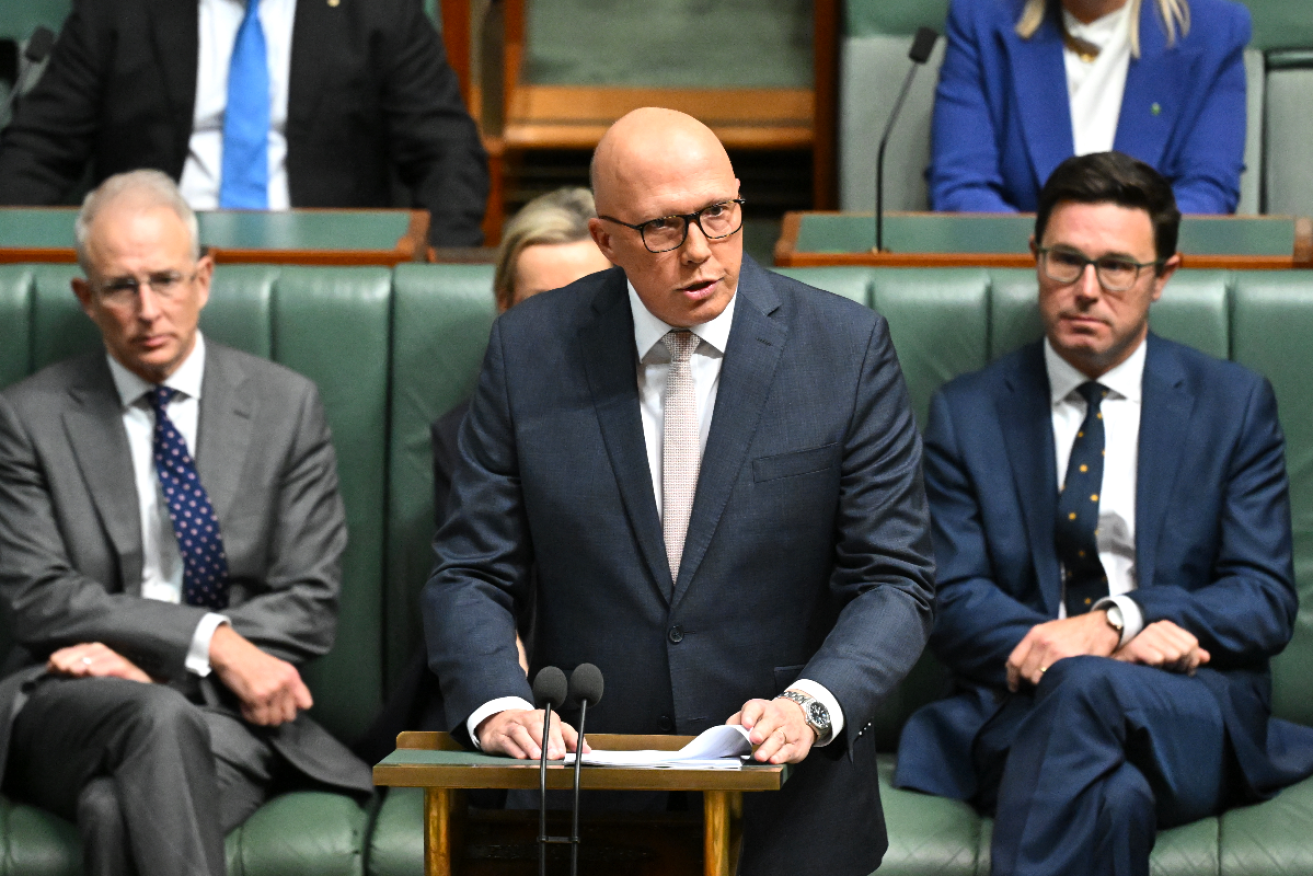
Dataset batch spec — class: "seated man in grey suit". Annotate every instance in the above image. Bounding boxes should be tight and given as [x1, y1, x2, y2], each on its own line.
[0, 169, 371, 876]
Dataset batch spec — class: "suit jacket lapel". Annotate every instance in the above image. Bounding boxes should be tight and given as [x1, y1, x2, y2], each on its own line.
[1006, 17, 1074, 195]
[999, 343, 1062, 616]
[1114, 3, 1188, 169]
[62, 356, 143, 594]
[145, 0, 199, 170]
[1135, 335, 1191, 589]
[579, 275, 671, 603]
[196, 346, 254, 524]
[672, 258, 787, 608]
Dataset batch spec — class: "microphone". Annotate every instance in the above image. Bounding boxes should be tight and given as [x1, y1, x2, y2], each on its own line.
[565, 664, 604, 876]
[874, 26, 938, 254]
[4, 27, 55, 122]
[531, 666, 567, 876]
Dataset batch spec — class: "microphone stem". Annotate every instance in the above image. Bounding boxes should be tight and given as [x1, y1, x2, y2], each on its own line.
[539, 702, 553, 876]
[875, 63, 922, 253]
[570, 699, 588, 876]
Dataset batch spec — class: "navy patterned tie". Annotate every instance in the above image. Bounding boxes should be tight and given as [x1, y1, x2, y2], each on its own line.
[1056, 381, 1109, 616]
[148, 387, 230, 610]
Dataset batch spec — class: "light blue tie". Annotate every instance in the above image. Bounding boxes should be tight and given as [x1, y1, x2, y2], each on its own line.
[219, 0, 270, 209]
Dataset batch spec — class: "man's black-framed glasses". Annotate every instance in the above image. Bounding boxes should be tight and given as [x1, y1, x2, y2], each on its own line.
[1037, 246, 1164, 292]
[93, 271, 198, 307]
[599, 198, 745, 254]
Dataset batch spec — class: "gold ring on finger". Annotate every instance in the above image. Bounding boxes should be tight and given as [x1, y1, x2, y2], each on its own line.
[1039, 666, 1047, 673]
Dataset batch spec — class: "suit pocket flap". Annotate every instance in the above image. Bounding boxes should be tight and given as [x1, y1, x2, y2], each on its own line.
[752, 443, 840, 483]
[773, 664, 807, 694]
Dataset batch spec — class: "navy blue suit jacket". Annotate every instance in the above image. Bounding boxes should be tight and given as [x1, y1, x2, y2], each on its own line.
[423, 257, 936, 875]
[895, 335, 1313, 803]
[929, 0, 1249, 214]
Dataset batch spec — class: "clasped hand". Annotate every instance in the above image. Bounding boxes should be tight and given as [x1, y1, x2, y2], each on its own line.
[1006, 612, 1210, 691]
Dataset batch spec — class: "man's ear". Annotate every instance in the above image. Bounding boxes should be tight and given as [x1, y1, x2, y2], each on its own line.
[194, 254, 214, 310]
[1028, 235, 1039, 260]
[588, 217, 615, 262]
[71, 277, 95, 318]
[1151, 253, 1181, 302]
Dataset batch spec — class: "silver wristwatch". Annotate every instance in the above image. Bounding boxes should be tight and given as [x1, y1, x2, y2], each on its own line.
[776, 690, 833, 744]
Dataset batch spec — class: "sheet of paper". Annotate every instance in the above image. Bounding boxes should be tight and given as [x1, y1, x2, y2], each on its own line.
[563, 724, 753, 768]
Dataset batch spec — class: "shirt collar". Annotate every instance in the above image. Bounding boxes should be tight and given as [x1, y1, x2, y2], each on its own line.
[628, 281, 737, 362]
[1044, 333, 1145, 406]
[107, 332, 208, 408]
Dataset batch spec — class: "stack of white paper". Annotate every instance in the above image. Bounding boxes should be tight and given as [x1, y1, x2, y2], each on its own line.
[562, 724, 753, 769]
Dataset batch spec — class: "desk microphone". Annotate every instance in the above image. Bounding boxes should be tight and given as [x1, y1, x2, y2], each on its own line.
[874, 26, 938, 253]
[4, 27, 54, 122]
[532, 666, 567, 876]
[565, 664, 604, 876]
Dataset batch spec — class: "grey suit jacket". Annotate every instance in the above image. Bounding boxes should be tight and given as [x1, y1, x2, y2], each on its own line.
[0, 342, 371, 795]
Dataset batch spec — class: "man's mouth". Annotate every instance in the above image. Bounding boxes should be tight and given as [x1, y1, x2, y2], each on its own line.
[679, 278, 719, 298]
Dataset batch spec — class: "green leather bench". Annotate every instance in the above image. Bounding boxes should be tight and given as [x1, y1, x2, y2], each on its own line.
[2, 262, 1311, 875]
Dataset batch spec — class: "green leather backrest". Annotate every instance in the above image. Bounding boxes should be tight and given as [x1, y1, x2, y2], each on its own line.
[385, 263, 498, 691]
[1231, 273, 1313, 727]
[1, 264, 388, 743]
[0, 0, 71, 41]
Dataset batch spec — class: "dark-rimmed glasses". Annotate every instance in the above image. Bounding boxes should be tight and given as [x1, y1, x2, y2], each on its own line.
[1037, 246, 1164, 292]
[598, 198, 745, 254]
[93, 271, 198, 307]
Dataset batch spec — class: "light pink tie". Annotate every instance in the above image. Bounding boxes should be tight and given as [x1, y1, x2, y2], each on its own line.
[662, 330, 700, 584]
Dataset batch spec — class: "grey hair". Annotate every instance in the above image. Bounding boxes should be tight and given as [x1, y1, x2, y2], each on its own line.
[74, 169, 201, 274]
[493, 187, 598, 311]
[1016, 0, 1191, 57]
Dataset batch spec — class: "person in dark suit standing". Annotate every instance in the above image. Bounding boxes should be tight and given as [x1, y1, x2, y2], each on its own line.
[423, 107, 936, 875]
[0, 0, 488, 246]
[895, 151, 1313, 876]
[0, 169, 371, 876]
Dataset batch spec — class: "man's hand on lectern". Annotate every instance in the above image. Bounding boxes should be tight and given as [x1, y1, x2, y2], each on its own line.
[476, 708, 592, 760]
[728, 697, 816, 765]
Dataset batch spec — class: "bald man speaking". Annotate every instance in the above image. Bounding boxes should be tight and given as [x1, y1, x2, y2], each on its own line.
[423, 108, 935, 874]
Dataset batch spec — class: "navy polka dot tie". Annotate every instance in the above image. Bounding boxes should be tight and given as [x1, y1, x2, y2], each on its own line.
[1056, 381, 1109, 616]
[148, 387, 230, 610]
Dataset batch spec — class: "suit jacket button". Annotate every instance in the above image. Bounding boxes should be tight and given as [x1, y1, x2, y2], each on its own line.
[668, 625, 684, 643]
[658, 715, 674, 732]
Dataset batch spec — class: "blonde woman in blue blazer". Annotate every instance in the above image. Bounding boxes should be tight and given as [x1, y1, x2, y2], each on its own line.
[929, 0, 1250, 214]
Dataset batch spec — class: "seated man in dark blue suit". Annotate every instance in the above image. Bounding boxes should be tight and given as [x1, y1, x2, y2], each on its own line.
[895, 151, 1313, 876]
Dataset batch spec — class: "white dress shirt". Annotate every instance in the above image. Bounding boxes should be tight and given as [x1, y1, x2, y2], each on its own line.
[1064, 1, 1133, 157]
[1045, 338, 1146, 645]
[179, 0, 296, 211]
[106, 333, 229, 675]
[469, 285, 844, 746]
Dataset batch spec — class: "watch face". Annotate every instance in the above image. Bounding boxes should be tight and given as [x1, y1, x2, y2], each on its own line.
[807, 701, 831, 730]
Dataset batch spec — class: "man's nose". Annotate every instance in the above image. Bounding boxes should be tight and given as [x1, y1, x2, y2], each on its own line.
[1075, 263, 1102, 300]
[135, 285, 162, 320]
[680, 219, 713, 262]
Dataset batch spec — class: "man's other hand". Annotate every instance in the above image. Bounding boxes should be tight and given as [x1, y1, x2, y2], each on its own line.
[1113, 620, 1210, 674]
[1006, 611, 1121, 691]
[729, 697, 816, 765]
[475, 708, 586, 760]
[209, 625, 313, 726]
[48, 642, 152, 683]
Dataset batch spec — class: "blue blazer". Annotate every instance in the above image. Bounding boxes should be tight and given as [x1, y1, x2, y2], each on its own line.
[895, 335, 1313, 803]
[929, 0, 1250, 214]
[423, 257, 936, 876]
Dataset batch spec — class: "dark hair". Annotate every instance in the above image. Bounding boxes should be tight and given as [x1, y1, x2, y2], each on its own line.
[1035, 152, 1181, 268]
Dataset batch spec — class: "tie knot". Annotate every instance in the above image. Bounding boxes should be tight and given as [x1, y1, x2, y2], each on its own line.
[1077, 381, 1107, 409]
[147, 385, 176, 414]
[663, 330, 699, 364]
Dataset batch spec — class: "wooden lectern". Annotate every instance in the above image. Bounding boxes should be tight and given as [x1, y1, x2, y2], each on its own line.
[374, 731, 787, 876]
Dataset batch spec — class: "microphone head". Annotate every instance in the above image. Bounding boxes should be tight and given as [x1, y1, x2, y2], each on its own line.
[909, 27, 939, 64]
[531, 666, 568, 709]
[24, 27, 55, 64]
[567, 663, 604, 708]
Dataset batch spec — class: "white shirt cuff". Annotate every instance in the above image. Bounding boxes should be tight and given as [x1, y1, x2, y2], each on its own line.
[1094, 595, 1144, 649]
[187, 613, 230, 676]
[466, 696, 535, 749]
[785, 679, 845, 747]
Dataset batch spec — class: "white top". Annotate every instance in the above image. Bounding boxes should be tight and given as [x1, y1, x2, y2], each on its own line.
[1044, 337, 1146, 645]
[470, 283, 845, 747]
[1063, 0, 1134, 157]
[106, 333, 229, 675]
[180, 0, 296, 211]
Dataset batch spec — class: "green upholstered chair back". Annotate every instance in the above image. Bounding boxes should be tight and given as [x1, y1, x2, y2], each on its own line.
[0, 264, 388, 743]
[385, 264, 498, 691]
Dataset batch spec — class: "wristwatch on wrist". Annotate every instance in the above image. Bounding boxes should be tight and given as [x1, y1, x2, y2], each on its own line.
[775, 690, 832, 744]
[1103, 603, 1125, 640]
